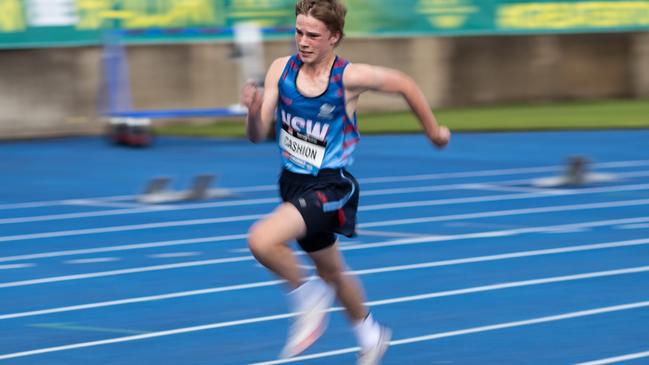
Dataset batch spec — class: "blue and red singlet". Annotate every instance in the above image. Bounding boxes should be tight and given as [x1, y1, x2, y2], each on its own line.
[276, 54, 360, 175]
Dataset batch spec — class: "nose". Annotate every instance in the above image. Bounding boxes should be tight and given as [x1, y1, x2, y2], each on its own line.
[297, 35, 308, 48]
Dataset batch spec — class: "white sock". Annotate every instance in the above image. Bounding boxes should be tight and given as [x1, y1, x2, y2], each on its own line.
[287, 278, 330, 311]
[353, 313, 381, 350]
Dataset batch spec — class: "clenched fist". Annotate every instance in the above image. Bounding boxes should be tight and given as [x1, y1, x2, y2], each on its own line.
[430, 125, 451, 148]
[240, 80, 263, 114]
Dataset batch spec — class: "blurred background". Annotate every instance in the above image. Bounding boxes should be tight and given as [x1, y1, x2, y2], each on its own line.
[0, 0, 648, 139]
[2, 3, 649, 363]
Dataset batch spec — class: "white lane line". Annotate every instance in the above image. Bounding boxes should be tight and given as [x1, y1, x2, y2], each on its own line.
[251, 300, 649, 365]
[3, 235, 649, 317]
[462, 183, 566, 194]
[361, 168, 649, 197]
[0, 234, 248, 263]
[2, 186, 649, 243]
[65, 258, 120, 264]
[149, 252, 202, 259]
[1, 216, 649, 289]
[446, 221, 516, 230]
[0, 198, 277, 225]
[1, 158, 647, 212]
[0, 196, 135, 210]
[229, 248, 251, 254]
[2, 176, 649, 225]
[2, 284, 649, 361]
[347, 217, 649, 252]
[575, 350, 649, 365]
[358, 183, 649, 211]
[63, 200, 165, 209]
[358, 159, 649, 184]
[355, 229, 430, 238]
[28, 323, 147, 335]
[358, 178, 534, 196]
[358, 199, 649, 229]
[0, 214, 264, 243]
[347, 238, 649, 276]
[0, 280, 284, 320]
[0, 311, 297, 361]
[0, 264, 35, 270]
[616, 223, 649, 230]
[542, 227, 590, 234]
[0, 257, 254, 289]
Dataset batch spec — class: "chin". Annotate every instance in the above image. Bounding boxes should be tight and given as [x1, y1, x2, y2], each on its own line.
[299, 51, 315, 60]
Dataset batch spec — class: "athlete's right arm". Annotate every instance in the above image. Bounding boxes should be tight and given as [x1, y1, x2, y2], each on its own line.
[241, 56, 289, 143]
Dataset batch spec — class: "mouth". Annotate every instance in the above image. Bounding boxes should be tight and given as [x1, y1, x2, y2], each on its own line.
[299, 50, 313, 57]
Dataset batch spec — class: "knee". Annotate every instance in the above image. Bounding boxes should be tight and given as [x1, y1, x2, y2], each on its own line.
[247, 223, 273, 258]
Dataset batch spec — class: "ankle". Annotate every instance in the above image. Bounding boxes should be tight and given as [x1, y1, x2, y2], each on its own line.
[288, 278, 332, 310]
[352, 313, 381, 350]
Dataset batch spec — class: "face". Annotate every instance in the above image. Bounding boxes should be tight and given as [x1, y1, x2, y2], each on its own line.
[295, 14, 340, 64]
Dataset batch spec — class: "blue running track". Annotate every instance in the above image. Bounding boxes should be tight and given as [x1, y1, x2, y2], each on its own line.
[1, 130, 649, 364]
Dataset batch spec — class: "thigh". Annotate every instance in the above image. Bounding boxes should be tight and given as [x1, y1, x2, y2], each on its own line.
[250, 202, 308, 247]
[307, 243, 346, 277]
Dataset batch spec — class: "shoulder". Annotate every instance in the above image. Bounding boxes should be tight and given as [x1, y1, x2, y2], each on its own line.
[271, 55, 292, 69]
[343, 63, 380, 90]
[264, 56, 293, 88]
[268, 56, 292, 76]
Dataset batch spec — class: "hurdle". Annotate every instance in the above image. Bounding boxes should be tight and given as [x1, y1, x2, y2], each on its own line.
[532, 156, 618, 188]
[138, 174, 235, 204]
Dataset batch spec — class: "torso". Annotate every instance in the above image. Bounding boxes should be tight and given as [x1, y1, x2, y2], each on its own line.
[275, 54, 360, 175]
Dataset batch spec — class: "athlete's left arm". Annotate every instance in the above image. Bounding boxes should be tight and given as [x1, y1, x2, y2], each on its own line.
[345, 63, 450, 148]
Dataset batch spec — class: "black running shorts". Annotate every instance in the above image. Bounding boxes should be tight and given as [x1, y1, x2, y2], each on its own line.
[279, 168, 360, 252]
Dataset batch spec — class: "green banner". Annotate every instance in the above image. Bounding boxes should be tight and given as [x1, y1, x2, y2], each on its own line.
[2, 0, 649, 49]
[344, 0, 649, 36]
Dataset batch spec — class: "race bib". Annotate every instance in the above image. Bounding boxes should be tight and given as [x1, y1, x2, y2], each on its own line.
[280, 127, 326, 168]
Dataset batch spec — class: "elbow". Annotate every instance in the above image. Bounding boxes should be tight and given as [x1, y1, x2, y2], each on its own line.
[246, 117, 272, 143]
[247, 134, 264, 144]
[399, 75, 425, 101]
[388, 71, 417, 97]
[247, 130, 270, 144]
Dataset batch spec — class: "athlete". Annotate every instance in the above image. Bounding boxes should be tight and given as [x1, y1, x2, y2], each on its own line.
[241, 0, 450, 363]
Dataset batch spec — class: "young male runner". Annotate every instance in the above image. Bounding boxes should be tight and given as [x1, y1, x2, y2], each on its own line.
[241, 1, 450, 363]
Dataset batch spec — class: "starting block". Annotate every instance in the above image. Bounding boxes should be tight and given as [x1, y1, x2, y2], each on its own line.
[532, 156, 618, 188]
[138, 174, 235, 204]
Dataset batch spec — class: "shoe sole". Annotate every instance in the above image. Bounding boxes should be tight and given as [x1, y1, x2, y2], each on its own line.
[358, 328, 392, 365]
[280, 314, 329, 358]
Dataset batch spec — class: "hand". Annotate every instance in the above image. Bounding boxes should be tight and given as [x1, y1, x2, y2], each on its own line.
[430, 125, 451, 148]
[240, 80, 263, 113]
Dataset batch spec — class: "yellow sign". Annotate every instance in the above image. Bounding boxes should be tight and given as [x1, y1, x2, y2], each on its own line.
[227, 0, 292, 26]
[76, 0, 112, 29]
[417, 0, 479, 29]
[75, 0, 221, 30]
[498, 1, 649, 29]
[0, 0, 25, 32]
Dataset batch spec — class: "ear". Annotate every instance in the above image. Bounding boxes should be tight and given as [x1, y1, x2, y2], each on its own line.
[330, 32, 340, 45]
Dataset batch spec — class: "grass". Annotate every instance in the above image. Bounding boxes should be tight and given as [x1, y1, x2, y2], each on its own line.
[155, 98, 649, 138]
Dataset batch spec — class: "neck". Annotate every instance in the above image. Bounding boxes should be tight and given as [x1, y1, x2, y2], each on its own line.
[301, 52, 336, 76]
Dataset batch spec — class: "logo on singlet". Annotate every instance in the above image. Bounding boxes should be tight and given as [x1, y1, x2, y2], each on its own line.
[318, 104, 336, 119]
[280, 110, 329, 168]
